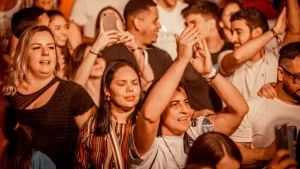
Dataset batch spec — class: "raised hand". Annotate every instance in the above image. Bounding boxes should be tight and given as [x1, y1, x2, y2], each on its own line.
[92, 17, 119, 53]
[117, 31, 138, 51]
[174, 24, 200, 62]
[190, 39, 213, 75]
[273, 7, 287, 35]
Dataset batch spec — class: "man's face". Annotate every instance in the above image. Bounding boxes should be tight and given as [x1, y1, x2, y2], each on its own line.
[185, 13, 211, 39]
[138, 6, 161, 45]
[230, 19, 253, 49]
[281, 57, 300, 102]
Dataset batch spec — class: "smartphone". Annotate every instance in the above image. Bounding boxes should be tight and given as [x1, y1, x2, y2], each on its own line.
[102, 13, 118, 31]
[275, 124, 296, 160]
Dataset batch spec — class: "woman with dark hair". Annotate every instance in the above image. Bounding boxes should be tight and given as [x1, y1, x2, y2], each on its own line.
[76, 59, 143, 168]
[0, 99, 56, 169]
[186, 132, 242, 169]
[129, 25, 248, 168]
[2, 25, 94, 169]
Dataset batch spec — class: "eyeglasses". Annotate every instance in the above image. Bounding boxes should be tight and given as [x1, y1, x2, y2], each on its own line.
[280, 67, 300, 84]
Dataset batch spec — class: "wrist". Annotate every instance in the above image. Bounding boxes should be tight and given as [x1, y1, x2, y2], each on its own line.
[202, 67, 217, 82]
[90, 46, 102, 54]
[176, 55, 191, 64]
[270, 28, 282, 45]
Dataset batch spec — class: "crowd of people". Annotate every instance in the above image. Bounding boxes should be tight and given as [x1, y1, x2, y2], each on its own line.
[0, 0, 299, 168]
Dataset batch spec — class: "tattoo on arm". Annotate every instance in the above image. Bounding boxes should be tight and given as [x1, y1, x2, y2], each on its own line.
[240, 142, 251, 149]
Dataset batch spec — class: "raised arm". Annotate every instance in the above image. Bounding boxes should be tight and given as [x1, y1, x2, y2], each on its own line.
[282, 0, 300, 45]
[220, 8, 287, 74]
[133, 25, 200, 156]
[191, 40, 249, 136]
[116, 31, 154, 89]
[73, 18, 119, 86]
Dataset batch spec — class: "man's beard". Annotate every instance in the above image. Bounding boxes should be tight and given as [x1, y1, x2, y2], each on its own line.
[283, 82, 300, 102]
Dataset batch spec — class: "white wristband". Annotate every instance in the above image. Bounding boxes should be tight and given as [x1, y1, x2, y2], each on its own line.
[202, 67, 217, 79]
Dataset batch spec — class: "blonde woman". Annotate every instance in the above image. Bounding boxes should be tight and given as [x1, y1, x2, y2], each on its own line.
[2, 25, 95, 169]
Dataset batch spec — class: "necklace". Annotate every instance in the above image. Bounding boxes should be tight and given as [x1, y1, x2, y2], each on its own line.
[161, 137, 181, 169]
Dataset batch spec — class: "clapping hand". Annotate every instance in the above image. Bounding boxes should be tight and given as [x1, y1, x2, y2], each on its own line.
[174, 24, 201, 63]
[273, 7, 287, 35]
[190, 39, 213, 75]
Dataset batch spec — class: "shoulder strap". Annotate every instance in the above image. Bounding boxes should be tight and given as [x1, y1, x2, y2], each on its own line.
[11, 77, 59, 109]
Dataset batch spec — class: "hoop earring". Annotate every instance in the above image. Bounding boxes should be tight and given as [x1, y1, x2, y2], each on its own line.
[106, 95, 111, 101]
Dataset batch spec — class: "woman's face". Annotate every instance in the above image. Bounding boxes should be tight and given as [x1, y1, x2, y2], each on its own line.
[83, 46, 106, 78]
[35, 0, 54, 11]
[216, 155, 240, 169]
[49, 15, 68, 47]
[27, 31, 56, 78]
[106, 66, 141, 111]
[161, 87, 193, 136]
[221, 3, 241, 29]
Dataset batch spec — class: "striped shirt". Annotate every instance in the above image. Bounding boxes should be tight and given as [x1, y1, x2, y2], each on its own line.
[76, 117, 132, 169]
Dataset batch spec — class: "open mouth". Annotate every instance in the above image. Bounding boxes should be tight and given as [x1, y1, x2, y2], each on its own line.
[178, 117, 188, 121]
[39, 60, 50, 64]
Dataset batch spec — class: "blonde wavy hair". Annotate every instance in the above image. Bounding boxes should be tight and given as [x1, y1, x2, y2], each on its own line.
[2, 26, 60, 96]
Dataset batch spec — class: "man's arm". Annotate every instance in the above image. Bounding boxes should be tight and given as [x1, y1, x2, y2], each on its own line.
[282, 0, 300, 45]
[220, 8, 287, 74]
[236, 142, 276, 168]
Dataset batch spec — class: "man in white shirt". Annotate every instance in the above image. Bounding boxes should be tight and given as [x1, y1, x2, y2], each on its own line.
[231, 42, 300, 168]
[69, 0, 129, 42]
[154, 0, 188, 60]
[218, 3, 299, 101]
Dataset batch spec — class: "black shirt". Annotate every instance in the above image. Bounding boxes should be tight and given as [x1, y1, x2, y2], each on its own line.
[102, 43, 173, 81]
[7, 77, 94, 169]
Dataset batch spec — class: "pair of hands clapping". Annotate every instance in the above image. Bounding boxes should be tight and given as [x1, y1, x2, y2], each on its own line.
[175, 24, 213, 76]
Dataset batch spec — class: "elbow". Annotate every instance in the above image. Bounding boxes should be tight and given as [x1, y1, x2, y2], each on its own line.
[238, 102, 249, 119]
[232, 52, 244, 65]
[140, 108, 161, 124]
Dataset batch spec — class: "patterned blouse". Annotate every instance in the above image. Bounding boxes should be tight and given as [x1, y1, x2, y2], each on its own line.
[76, 117, 132, 169]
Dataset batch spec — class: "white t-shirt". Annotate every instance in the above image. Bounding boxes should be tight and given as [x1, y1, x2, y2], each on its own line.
[154, 1, 188, 60]
[218, 49, 279, 101]
[231, 97, 300, 148]
[0, 0, 22, 53]
[129, 116, 206, 169]
[70, 0, 129, 38]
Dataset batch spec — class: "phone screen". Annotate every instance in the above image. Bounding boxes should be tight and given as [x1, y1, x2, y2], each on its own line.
[103, 13, 118, 31]
[275, 124, 296, 160]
